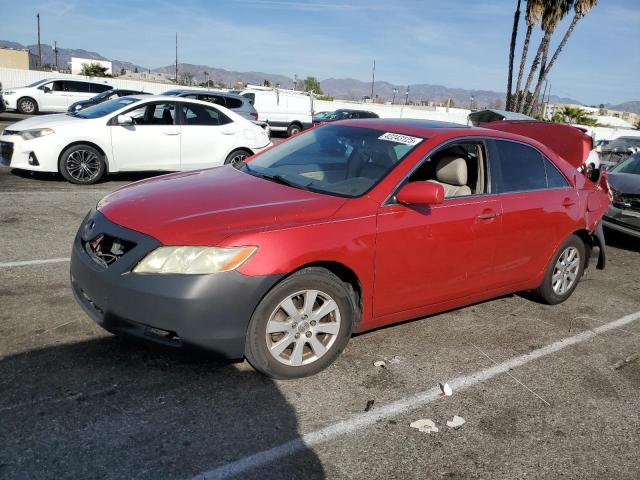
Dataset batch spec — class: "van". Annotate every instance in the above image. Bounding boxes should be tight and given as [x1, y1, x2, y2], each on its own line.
[2, 78, 113, 114]
[239, 86, 313, 136]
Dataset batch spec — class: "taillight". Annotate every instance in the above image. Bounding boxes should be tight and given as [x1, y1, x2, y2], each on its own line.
[250, 112, 258, 120]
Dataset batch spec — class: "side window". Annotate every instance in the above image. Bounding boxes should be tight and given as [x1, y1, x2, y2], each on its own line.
[67, 81, 93, 93]
[91, 83, 112, 93]
[491, 140, 546, 193]
[198, 95, 226, 106]
[124, 102, 175, 126]
[543, 156, 569, 188]
[242, 93, 255, 104]
[225, 97, 243, 109]
[51, 81, 68, 92]
[406, 142, 487, 198]
[183, 94, 198, 99]
[39, 81, 55, 91]
[179, 103, 232, 126]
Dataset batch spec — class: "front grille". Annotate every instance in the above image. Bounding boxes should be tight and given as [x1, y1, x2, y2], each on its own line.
[0, 141, 13, 166]
[2, 129, 19, 136]
[84, 233, 136, 268]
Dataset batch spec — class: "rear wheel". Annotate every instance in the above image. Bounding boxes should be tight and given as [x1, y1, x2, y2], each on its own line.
[17, 97, 38, 114]
[224, 149, 252, 167]
[534, 235, 585, 305]
[59, 144, 106, 185]
[286, 123, 302, 137]
[245, 268, 354, 379]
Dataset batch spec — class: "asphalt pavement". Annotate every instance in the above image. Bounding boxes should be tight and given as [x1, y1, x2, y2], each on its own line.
[0, 118, 639, 480]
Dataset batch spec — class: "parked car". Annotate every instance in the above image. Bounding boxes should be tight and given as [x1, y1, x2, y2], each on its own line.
[0, 81, 5, 113]
[313, 109, 380, 125]
[0, 95, 271, 184]
[602, 153, 640, 238]
[162, 89, 259, 121]
[69, 119, 608, 378]
[2, 78, 113, 114]
[313, 111, 331, 123]
[239, 86, 313, 136]
[68, 89, 150, 112]
[599, 136, 640, 166]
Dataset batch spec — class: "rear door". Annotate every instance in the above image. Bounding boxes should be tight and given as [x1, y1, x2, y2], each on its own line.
[177, 101, 239, 169]
[66, 81, 98, 105]
[110, 101, 181, 171]
[488, 139, 578, 287]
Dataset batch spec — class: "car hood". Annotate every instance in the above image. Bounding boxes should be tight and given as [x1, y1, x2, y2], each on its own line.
[8, 113, 86, 131]
[607, 173, 640, 194]
[98, 166, 348, 245]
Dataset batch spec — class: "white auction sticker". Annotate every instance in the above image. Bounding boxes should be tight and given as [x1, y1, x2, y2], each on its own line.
[378, 132, 423, 146]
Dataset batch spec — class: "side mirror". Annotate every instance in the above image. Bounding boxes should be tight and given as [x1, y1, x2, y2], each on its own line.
[116, 114, 134, 126]
[396, 182, 444, 206]
[42, 86, 51, 93]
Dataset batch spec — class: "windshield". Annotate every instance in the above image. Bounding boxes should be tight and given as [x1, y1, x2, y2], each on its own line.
[71, 97, 141, 119]
[92, 90, 115, 101]
[240, 124, 423, 197]
[326, 111, 349, 121]
[161, 90, 182, 96]
[612, 153, 640, 175]
[25, 79, 48, 88]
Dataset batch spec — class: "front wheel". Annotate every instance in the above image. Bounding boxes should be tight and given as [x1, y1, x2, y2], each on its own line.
[59, 144, 106, 185]
[245, 268, 354, 379]
[17, 97, 38, 115]
[534, 235, 585, 305]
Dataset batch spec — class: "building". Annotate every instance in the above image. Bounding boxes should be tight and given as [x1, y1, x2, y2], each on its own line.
[70, 57, 112, 75]
[0, 47, 39, 70]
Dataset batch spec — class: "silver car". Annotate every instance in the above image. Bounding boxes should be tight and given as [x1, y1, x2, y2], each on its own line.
[162, 89, 259, 122]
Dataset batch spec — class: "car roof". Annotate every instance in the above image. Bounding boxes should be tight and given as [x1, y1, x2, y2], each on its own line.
[343, 118, 470, 135]
[39, 78, 111, 84]
[162, 89, 246, 99]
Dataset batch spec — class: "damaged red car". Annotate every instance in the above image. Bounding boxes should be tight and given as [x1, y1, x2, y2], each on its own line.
[70, 119, 610, 378]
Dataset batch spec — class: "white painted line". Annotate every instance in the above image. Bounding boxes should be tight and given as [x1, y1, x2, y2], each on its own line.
[192, 310, 640, 480]
[0, 258, 70, 268]
[0, 190, 112, 195]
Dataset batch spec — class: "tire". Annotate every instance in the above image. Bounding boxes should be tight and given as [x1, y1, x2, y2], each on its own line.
[286, 123, 302, 137]
[224, 149, 252, 166]
[245, 267, 355, 379]
[17, 97, 38, 115]
[533, 234, 586, 305]
[58, 144, 106, 185]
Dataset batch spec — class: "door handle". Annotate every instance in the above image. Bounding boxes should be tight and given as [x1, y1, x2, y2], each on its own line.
[221, 130, 236, 135]
[562, 198, 576, 208]
[477, 211, 499, 220]
[163, 130, 181, 135]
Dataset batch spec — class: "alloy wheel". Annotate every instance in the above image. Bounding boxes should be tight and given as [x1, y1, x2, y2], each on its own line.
[551, 246, 580, 295]
[228, 152, 248, 166]
[65, 150, 101, 183]
[20, 99, 35, 114]
[265, 289, 341, 366]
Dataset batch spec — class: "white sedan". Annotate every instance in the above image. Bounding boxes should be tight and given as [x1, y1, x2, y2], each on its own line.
[0, 95, 272, 184]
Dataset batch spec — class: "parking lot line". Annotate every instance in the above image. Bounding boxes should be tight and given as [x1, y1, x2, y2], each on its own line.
[0, 258, 70, 268]
[192, 309, 640, 480]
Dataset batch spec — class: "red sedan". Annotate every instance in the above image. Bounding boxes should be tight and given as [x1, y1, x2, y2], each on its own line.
[70, 119, 609, 378]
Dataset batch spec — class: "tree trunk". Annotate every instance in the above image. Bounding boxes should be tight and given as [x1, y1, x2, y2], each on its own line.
[513, 25, 532, 112]
[506, 0, 522, 111]
[518, 30, 551, 113]
[526, 14, 580, 116]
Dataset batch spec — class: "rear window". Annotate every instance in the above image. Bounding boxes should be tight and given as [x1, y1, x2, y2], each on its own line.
[225, 97, 243, 109]
[242, 93, 255, 104]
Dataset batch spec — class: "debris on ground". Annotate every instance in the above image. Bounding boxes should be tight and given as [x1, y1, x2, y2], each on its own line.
[373, 360, 386, 368]
[364, 399, 375, 412]
[439, 382, 453, 397]
[410, 419, 439, 433]
[384, 355, 403, 365]
[446, 415, 466, 429]
[610, 353, 639, 370]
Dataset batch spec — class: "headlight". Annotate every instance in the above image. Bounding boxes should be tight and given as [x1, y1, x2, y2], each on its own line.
[133, 246, 257, 274]
[3, 91, 15, 95]
[19, 128, 55, 140]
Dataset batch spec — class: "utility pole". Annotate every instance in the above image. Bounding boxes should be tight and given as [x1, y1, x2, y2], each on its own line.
[392, 88, 398, 105]
[539, 81, 549, 119]
[54, 41, 58, 71]
[37, 13, 42, 69]
[175, 32, 178, 84]
[404, 86, 410, 105]
[544, 83, 552, 120]
[370, 59, 375, 101]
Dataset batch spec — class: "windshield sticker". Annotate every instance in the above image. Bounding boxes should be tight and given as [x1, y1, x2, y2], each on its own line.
[378, 132, 423, 146]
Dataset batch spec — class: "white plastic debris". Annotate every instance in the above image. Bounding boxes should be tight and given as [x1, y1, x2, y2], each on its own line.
[446, 415, 466, 429]
[373, 360, 386, 368]
[439, 382, 453, 397]
[410, 419, 439, 433]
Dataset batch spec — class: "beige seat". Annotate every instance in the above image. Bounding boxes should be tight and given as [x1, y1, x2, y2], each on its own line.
[427, 156, 471, 197]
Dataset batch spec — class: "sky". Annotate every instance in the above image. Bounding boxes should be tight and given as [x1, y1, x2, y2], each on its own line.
[2, 0, 639, 105]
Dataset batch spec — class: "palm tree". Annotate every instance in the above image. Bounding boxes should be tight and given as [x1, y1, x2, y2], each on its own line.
[518, 0, 573, 113]
[506, 0, 522, 111]
[527, 0, 598, 115]
[513, 0, 545, 112]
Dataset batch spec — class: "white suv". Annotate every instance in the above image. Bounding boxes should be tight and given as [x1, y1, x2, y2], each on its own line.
[3, 78, 113, 114]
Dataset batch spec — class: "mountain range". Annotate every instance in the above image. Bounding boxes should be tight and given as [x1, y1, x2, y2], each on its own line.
[2, 39, 638, 112]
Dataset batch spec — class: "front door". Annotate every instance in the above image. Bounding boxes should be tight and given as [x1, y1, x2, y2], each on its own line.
[110, 101, 180, 171]
[38, 81, 70, 112]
